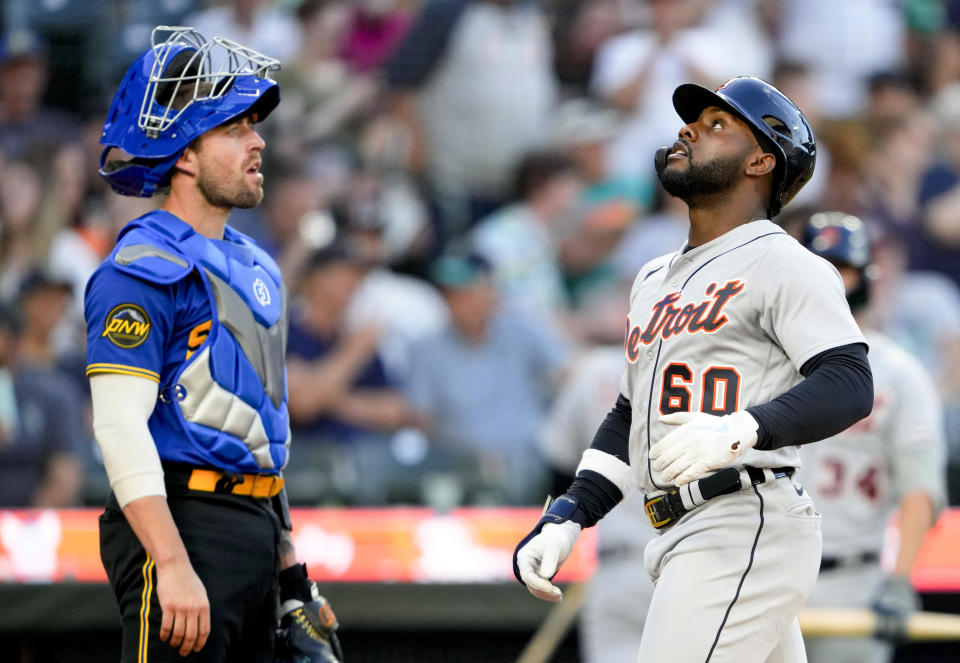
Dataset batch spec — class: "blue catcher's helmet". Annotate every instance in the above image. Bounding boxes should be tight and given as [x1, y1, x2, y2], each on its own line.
[671, 76, 816, 219]
[99, 26, 281, 197]
[803, 211, 873, 309]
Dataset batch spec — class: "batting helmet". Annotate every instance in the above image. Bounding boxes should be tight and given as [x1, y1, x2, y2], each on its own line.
[99, 26, 281, 197]
[803, 211, 873, 309]
[672, 76, 816, 219]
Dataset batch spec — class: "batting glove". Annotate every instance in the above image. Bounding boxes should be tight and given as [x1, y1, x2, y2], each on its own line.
[871, 574, 920, 643]
[651, 411, 759, 485]
[513, 496, 582, 602]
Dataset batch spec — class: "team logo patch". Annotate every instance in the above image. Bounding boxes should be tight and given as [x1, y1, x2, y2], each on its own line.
[102, 304, 151, 348]
[253, 278, 271, 306]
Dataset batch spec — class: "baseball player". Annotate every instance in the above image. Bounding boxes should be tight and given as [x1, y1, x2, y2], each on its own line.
[513, 76, 875, 663]
[798, 212, 947, 663]
[85, 27, 341, 662]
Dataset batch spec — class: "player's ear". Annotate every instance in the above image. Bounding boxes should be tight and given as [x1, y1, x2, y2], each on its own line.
[745, 149, 777, 178]
[173, 139, 201, 177]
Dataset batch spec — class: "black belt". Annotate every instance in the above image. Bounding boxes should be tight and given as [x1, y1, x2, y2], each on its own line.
[819, 551, 880, 572]
[644, 466, 794, 530]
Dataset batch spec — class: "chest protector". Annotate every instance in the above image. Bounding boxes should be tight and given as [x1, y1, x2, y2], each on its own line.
[111, 210, 289, 473]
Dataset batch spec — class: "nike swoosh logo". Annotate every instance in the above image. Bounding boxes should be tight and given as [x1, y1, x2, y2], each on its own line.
[794, 483, 804, 496]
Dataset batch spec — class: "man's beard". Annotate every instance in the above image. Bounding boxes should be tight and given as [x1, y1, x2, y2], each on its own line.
[197, 169, 262, 210]
[655, 146, 751, 202]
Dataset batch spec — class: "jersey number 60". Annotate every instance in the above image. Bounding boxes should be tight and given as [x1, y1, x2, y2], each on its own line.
[659, 363, 741, 416]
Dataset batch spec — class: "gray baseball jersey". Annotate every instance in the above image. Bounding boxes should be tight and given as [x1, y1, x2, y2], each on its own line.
[799, 330, 947, 557]
[611, 220, 865, 663]
[800, 331, 946, 663]
[619, 220, 866, 494]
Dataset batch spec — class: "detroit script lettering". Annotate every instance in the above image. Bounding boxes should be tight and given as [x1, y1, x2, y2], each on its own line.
[625, 280, 745, 362]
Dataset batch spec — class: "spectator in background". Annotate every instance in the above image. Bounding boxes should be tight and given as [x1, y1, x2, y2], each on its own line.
[550, 97, 651, 212]
[867, 69, 925, 122]
[0, 302, 85, 507]
[557, 192, 635, 313]
[922, 2, 960, 96]
[698, 0, 774, 74]
[15, 270, 84, 385]
[857, 111, 945, 275]
[340, 0, 412, 73]
[405, 253, 571, 505]
[590, 0, 761, 187]
[383, 0, 558, 247]
[15, 269, 96, 499]
[774, 0, 907, 119]
[255, 161, 328, 278]
[286, 245, 417, 504]
[269, 0, 380, 166]
[917, 82, 960, 285]
[339, 169, 449, 383]
[185, 0, 300, 63]
[550, 0, 627, 96]
[0, 29, 81, 160]
[470, 150, 582, 322]
[44, 142, 104, 298]
[0, 158, 48, 299]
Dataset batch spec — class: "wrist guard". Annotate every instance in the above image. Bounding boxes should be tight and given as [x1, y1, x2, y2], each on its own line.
[512, 495, 580, 584]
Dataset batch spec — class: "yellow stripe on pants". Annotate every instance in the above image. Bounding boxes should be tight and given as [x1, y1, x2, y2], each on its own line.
[139, 554, 155, 662]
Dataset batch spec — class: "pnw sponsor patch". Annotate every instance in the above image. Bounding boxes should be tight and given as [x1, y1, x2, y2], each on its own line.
[102, 303, 151, 348]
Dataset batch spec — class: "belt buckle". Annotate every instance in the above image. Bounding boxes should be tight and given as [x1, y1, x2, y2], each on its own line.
[214, 471, 244, 493]
[644, 493, 676, 530]
[251, 473, 283, 498]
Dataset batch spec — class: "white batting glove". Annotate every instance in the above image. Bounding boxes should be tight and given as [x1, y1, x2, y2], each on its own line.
[514, 521, 581, 602]
[651, 411, 759, 485]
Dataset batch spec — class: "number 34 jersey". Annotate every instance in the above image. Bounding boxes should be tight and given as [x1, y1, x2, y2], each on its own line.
[796, 331, 947, 557]
[620, 220, 866, 495]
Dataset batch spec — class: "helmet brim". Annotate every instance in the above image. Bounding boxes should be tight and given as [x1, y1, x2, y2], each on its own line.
[673, 83, 736, 125]
[673, 83, 771, 148]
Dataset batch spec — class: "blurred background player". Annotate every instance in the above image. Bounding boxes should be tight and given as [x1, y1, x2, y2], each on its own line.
[799, 211, 947, 663]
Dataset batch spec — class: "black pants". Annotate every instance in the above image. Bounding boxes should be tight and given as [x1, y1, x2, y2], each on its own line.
[99, 487, 282, 662]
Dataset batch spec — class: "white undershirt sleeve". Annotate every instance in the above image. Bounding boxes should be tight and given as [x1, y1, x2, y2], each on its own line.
[90, 373, 166, 508]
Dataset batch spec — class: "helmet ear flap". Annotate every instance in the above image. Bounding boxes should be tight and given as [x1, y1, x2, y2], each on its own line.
[98, 146, 180, 198]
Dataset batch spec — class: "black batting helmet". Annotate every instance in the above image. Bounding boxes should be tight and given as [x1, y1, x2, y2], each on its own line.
[672, 76, 816, 219]
[803, 211, 873, 309]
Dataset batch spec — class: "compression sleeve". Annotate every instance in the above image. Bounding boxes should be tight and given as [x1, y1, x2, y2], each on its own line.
[566, 394, 633, 528]
[748, 342, 873, 450]
[90, 373, 165, 507]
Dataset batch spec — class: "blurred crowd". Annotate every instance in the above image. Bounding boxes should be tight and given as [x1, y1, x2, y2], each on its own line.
[1, 0, 960, 510]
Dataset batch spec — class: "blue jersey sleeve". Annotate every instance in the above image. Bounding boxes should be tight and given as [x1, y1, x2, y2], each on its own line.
[84, 264, 175, 383]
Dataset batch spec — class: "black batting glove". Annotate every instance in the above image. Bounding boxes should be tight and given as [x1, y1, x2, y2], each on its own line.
[871, 574, 920, 643]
